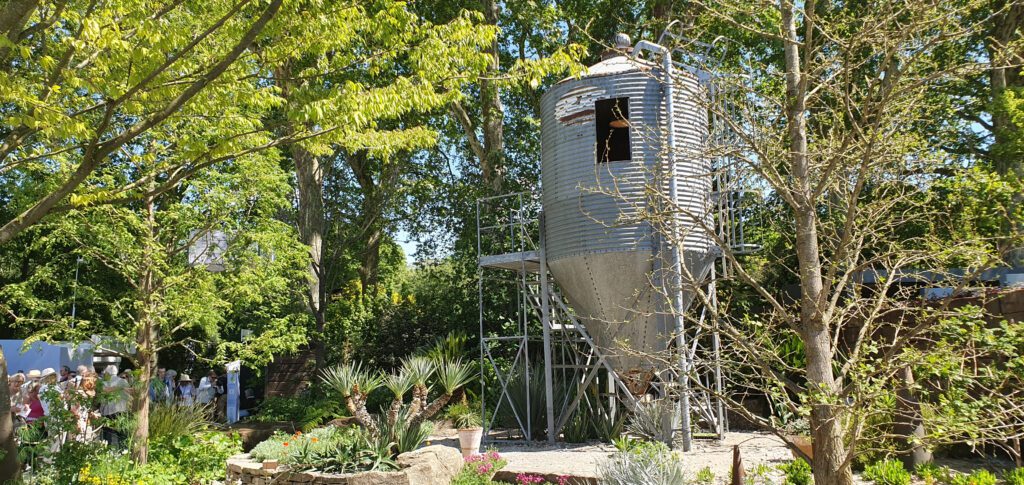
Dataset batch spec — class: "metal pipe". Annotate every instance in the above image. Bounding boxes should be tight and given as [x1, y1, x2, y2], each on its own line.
[635, 39, 693, 451]
[539, 212, 556, 443]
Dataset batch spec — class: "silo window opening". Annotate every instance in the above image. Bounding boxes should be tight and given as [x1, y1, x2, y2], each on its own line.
[596, 97, 631, 163]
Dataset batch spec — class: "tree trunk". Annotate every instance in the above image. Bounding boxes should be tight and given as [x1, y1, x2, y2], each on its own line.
[0, 0, 39, 66]
[895, 366, 931, 468]
[0, 349, 19, 481]
[131, 345, 154, 464]
[988, 1, 1024, 178]
[347, 150, 401, 294]
[131, 188, 160, 464]
[480, 0, 505, 193]
[292, 142, 327, 369]
[987, 2, 1024, 267]
[781, 1, 853, 483]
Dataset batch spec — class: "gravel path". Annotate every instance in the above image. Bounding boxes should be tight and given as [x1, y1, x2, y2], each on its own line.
[426, 428, 1014, 484]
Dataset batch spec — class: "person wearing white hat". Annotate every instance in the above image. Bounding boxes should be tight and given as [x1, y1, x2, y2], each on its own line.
[38, 368, 58, 417]
[99, 365, 129, 446]
[176, 374, 196, 405]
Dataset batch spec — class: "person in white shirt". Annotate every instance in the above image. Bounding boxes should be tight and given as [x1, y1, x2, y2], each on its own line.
[197, 370, 218, 405]
[99, 365, 129, 446]
[177, 374, 197, 405]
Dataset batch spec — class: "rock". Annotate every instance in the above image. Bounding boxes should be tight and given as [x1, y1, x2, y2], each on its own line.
[396, 445, 463, 484]
[327, 416, 358, 428]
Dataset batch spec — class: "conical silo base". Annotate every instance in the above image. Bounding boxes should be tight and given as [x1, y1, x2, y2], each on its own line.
[548, 249, 715, 393]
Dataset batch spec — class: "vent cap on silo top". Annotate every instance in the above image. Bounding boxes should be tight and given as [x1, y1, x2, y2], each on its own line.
[600, 33, 633, 60]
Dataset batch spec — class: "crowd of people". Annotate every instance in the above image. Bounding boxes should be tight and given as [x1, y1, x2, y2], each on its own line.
[148, 367, 227, 415]
[6, 364, 227, 448]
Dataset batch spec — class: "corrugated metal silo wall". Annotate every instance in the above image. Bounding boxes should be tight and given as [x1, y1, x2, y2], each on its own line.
[540, 66, 712, 264]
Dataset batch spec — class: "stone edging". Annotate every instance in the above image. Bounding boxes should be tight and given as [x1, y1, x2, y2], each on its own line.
[225, 444, 463, 485]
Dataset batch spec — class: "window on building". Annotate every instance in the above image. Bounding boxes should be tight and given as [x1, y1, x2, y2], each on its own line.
[595, 97, 631, 163]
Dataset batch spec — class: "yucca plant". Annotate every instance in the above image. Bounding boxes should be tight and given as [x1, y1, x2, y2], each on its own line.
[402, 356, 436, 417]
[321, 362, 383, 432]
[414, 358, 476, 424]
[382, 370, 414, 426]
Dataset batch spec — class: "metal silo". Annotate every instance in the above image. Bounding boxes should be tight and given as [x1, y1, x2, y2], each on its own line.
[540, 35, 715, 383]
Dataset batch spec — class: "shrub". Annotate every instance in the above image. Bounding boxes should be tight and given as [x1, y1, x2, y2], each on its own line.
[696, 466, 715, 484]
[1005, 468, 1024, 485]
[562, 408, 590, 443]
[949, 470, 997, 485]
[148, 402, 213, 441]
[312, 428, 397, 474]
[625, 401, 674, 444]
[917, 462, 946, 484]
[149, 431, 243, 483]
[598, 440, 686, 485]
[863, 459, 910, 485]
[250, 427, 346, 464]
[779, 459, 812, 485]
[249, 426, 396, 473]
[446, 402, 483, 429]
[252, 393, 343, 430]
[452, 450, 508, 485]
[746, 463, 775, 485]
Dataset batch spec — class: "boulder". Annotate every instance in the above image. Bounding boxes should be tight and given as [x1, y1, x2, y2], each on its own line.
[396, 445, 463, 484]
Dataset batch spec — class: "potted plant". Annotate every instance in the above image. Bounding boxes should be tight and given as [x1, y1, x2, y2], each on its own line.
[782, 417, 813, 461]
[446, 403, 483, 457]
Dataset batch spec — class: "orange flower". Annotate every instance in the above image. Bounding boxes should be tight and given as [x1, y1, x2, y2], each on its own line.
[311, 437, 318, 443]
[295, 431, 302, 436]
[283, 442, 289, 447]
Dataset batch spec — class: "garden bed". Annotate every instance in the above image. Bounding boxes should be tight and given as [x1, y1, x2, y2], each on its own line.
[226, 444, 462, 485]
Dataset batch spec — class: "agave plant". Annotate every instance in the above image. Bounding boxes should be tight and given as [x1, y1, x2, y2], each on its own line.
[321, 362, 383, 432]
[625, 400, 675, 444]
[377, 405, 434, 455]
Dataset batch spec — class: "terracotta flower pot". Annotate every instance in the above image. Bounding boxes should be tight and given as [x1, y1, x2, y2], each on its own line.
[458, 427, 483, 457]
[786, 434, 813, 461]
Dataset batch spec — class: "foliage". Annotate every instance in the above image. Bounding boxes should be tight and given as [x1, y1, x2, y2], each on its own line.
[249, 426, 397, 474]
[625, 401, 674, 444]
[949, 470, 998, 485]
[452, 450, 508, 485]
[322, 340, 477, 434]
[746, 463, 776, 485]
[447, 403, 483, 429]
[695, 466, 715, 485]
[863, 459, 911, 485]
[250, 393, 343, 431]
[589, 405, 627, 443]
[598, 440, 686, 485]
[147, 403, 213, 442]
[1004, 468, 1024, 485]
[778, 460, 812, 485]
[147, 431, 244, 484]
[250, 427, 344, 464]
[915, 463, 948, 485]
[310, 428, 397, 474]
[562, 408, 591, 444]
[24, 431, 239, 485]
[377, 406, 435, 455]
